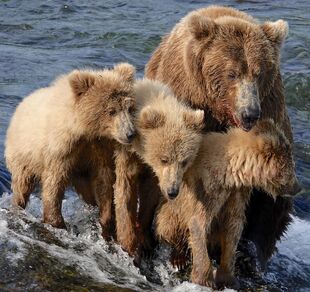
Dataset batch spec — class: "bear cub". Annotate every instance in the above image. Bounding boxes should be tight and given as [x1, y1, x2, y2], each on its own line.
[5, 63, 136, 239]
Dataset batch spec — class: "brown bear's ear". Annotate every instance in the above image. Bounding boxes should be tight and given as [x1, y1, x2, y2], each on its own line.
[139, 106, 166, 130]
[183, 110, 205, 131]
[114, 63, 136, 83]
[69, 70, 96, 99]
[261, 20, 289, 47]
[188, 13, 217, 39]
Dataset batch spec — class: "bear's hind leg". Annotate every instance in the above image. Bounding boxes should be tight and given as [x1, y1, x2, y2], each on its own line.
[72, 174, 96, 206]
[11, 171, 35, 209]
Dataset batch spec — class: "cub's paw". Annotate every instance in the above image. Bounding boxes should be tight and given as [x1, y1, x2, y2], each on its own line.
[170, 247, 190, 270]
[43, 216, 66, 229]
[191, 268, 216, 289]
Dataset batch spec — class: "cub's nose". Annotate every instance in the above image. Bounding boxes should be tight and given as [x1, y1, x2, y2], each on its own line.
[126, 130, 136, 142]
[241, 107, 261, 131]
[167, 187, 179, 200]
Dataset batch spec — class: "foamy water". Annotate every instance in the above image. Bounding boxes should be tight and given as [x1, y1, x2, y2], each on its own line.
[0, 191, 308, 291]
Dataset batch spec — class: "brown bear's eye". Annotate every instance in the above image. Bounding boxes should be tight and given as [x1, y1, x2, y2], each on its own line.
[161, 157, 169, 164]
[228, 71, 237, 81]
[109, 108, 116, 116]
[181, 159, 188, 167]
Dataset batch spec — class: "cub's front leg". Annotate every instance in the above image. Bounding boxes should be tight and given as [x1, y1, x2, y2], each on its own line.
[114, 145, 141, 256]
[214, 188, 250, 290]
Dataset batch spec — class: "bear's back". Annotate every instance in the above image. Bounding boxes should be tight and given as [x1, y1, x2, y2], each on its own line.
[5, 75, 75, 168]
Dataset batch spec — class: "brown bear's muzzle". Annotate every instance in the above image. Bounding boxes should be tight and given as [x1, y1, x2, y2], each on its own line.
[240, 105, 261, 131]
[235, 80, 261, 131]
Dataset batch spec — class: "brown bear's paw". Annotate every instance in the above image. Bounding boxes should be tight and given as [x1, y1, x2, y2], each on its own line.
[215, 268, 240, 290]
[191, 268, 216, 289]
[43, 215, 66, 229]
[170, 247, 190, 270]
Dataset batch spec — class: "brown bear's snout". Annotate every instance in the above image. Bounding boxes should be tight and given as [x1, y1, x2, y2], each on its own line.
[236, 80, 261, 131]
[240, 105, 261, 131]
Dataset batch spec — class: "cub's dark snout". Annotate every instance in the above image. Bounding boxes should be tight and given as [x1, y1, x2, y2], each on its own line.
[287, 180, 302, 197]
[126, 130, 136, 143]
[167, 187, 179, 200]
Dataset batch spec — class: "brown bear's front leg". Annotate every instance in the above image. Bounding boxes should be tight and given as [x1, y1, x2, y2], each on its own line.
[114, 146, 140, 256]
[242, 190, 293, 269]
[41, 168, 67, 229]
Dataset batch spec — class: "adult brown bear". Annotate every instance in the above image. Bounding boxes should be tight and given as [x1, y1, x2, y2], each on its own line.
[145, 5, 294, 269]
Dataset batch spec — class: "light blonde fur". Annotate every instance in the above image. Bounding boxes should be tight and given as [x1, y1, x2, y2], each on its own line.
[154, 120, 298, 288]
[5, 63, 136, 238]
[113, 78, 204, 258]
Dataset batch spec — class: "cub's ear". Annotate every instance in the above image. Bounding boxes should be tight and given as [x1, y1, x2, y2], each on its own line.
[183, 110, 205, 131]
[261, 20, 289, 46]
[114, 63, 136, 83]
[188, 13, 217, 39]
[69, 70, 96, 99]
[139, 106, 166, 130]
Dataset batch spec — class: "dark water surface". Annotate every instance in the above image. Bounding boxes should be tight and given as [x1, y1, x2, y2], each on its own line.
[0, 1, 309, 291]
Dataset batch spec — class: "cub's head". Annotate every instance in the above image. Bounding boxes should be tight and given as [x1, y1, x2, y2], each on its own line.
[138, 99, 204, 200]
[187, 11, 288, 131]
[69, 63, 136, 144]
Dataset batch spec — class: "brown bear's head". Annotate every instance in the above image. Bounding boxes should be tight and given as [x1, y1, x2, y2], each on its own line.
[186, 13, 288, 131]
[69, 63, 136, 144]
[138, 101, 204, 200]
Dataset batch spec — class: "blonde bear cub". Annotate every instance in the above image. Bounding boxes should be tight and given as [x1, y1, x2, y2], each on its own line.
[118, 78, 299, 288]
[5, 63, 136, 239]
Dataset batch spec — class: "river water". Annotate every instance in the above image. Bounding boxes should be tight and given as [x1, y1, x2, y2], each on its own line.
[0, 1, 309, 291]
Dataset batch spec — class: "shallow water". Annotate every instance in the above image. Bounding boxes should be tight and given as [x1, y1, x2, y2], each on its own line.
[0, 0, 309, 291]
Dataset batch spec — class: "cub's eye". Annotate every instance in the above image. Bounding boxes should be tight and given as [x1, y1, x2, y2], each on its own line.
[181, 159, 188, 167]
[228, 71, 237, 81]
[128, 105, 135, 115]
[161, 157, 169, 164]
[109, 108, 116, 116]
